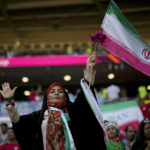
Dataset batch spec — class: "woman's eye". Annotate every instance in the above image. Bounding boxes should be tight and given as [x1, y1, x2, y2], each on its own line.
[58, 90, 63, 93]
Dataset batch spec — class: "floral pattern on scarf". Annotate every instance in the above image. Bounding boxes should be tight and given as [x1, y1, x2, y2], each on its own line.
[46, 82, 67, 150]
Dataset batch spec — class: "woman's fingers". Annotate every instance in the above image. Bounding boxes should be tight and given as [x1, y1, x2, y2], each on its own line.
[2, 82, 7, 90]
[5, 82, 7, 88]
[1, 82, 11, 91]
[12, 86, 17, 94]
[6, 82, 10, 89]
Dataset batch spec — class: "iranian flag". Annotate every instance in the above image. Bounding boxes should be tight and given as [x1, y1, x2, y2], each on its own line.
[100, 100, 144, 133]
[100, 0, 150, 76]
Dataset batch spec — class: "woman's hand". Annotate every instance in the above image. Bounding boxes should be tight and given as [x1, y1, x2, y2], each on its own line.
[86, 52, 97, 72]
[0, 82, 17, 99]
[84, 52, 97, 85]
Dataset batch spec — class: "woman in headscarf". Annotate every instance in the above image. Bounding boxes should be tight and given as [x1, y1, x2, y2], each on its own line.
[104, 120, 124, 150]
[131, 119, 150, 150]
[0, 53, 106, 150]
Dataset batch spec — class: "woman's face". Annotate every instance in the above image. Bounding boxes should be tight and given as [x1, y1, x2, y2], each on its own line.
[47, 85, 65, 105]
[106, 125, 118, 139]
[144, 123, 150, 140]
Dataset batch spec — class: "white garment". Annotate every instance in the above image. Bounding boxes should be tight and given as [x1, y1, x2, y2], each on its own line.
[41, 110, 49, 150]
[68, 93, 75, 103]
[96, 92, 105, 106]
[106, 84, 120, 101]
[0, 133, 8, 145]
[35, 95, 41, 101]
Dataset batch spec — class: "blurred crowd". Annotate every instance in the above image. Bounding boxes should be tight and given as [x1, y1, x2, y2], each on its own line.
[0, 43, 107, 57]
[103, 119, 150, 150]
[1, 118, 150, 150]
[0, 124, 21, 150]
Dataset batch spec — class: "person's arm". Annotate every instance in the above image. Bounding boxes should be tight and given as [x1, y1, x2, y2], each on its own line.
[69, 52, 97, 106]
[0, 82, 20, 123]
[84, 52, 97, 85]
[67, 52, 98, 111]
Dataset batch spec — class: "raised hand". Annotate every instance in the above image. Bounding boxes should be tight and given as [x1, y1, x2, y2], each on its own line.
[86, 52, 97, 72]
[0, 82, 17, 99]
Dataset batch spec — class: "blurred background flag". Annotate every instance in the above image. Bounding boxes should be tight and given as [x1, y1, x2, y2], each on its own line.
[100, 100, 144, 134]
[100, 0, 150, 76]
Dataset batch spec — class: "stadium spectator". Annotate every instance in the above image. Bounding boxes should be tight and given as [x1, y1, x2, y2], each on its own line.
[131, 119, 150, 150]
[105, 120, 124, 150]
[29, 88, 36, 102]
[0, 123, 8, 146]
[106, 84, 120, 103]
[0, 128, 21, 150]
[66, 45, 73, 54]
[96, 87, 105, 106]
[122, 125, 136, 150]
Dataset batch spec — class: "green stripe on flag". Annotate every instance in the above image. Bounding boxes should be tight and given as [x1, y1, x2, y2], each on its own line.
[106, 0, 150, 47]
[100, 100, 138, 112]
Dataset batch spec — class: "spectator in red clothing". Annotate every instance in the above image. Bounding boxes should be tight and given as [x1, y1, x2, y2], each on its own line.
[0, 128, 21, 150]
[29, 88, 36, 102]
[0, 123, 8, 146]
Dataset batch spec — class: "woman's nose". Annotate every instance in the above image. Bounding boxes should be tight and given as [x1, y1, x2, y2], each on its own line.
[55, 91, 59, 95]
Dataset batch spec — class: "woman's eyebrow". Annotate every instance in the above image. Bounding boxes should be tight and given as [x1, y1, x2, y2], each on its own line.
[50, 89, 55, 91]
[58, 89, 63, 90]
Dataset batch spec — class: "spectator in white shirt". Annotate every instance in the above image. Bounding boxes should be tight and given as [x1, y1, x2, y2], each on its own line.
[106, 84, 120, 103]
[0, 123, 8, 146]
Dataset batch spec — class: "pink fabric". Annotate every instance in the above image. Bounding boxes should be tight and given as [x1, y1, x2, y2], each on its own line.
[0, 55, 103, 68]
[100, 28, 150, 77]
[0, 55, 90, 67]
